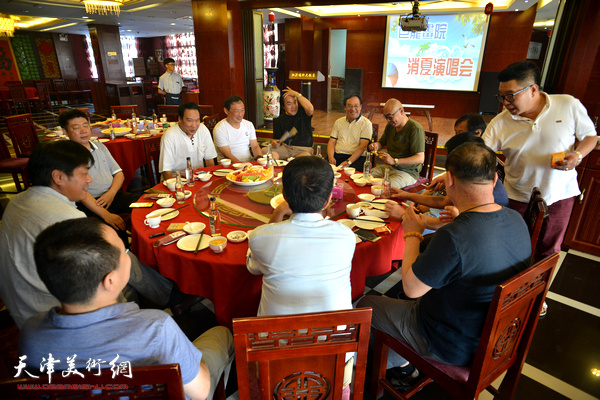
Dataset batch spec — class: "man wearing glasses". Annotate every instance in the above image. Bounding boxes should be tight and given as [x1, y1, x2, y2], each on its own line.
[369, 98, 425, 188]
[484, 60, 597, 261]
[327, 94, 373, 170]
[158, 57, 184, 105]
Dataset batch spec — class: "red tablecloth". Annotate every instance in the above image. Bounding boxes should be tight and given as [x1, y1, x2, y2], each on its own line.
[103, 138, 146, 190]
[130, 165, 405, 328]
[0, 87, 38, 100]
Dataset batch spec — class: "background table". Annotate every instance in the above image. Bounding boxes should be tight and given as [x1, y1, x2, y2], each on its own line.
[131, 164, 405, 328]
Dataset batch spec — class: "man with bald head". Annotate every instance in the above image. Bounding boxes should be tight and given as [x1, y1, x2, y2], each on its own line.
[369, 99, 425, 188]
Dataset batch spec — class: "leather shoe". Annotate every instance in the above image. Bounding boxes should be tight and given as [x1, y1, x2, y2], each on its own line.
[170, 295, 203, 317]
[386, 366, 421, 392]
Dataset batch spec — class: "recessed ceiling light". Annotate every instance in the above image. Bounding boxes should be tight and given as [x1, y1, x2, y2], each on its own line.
[127, 29, 132, 32]
[82, 16, 89, 19]
[170, 23, 176, 25]
[515, 9, 519, 11]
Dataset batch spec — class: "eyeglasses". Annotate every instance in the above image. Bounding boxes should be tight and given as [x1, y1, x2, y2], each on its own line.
[384, 108, 402, 121]
[495, 85, 532, 103]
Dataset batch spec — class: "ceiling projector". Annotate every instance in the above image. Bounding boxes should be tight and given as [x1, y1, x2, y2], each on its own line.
[401, 16, 428, 32]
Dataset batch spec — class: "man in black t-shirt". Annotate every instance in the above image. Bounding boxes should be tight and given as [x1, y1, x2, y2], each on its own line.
[358, 142, 531, 388]
[271, 86, 314, 160]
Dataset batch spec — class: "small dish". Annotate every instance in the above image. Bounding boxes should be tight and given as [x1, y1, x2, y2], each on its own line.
[227, 230, 248, 243]
[257, 157, 267, 166]
[183, 222, 206, 235]
[184, 190, 192, 200]
[220, 158, 232, 167]
[351, 173, 364, 180]
[233, 162, 247, 170]
[337, 219, 355, 229]
[344, 167, 355, 176]
[370, 177, 384, 186]
[354, 178, 368, 187]
[197, 172, 212, 182]
[334, 172, 342, 179]
[358, 193, 376, 202]
[156, 197, 175, 208]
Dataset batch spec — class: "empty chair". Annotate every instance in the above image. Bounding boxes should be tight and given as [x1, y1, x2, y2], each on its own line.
[7, 85, 31, 115]
[233, 308, 372, 400]
[143, 135, 162, 187]
[0, 132, 30, 193]
[65, 78, 85, 104]
[31, 82, 52, 112]
[370, 253, 559, 400]
[77, 78, 93, 102]
[5, 114, 39, 158]
[50, 78, 73, 105]
[157, 104, 179, 122]
[202, 112, 220, 136]
[110, 104, 140, 120]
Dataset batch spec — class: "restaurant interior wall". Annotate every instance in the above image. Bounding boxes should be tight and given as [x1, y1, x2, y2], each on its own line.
[88, 24, 126, 84]
[52, 33, 79, 80]
[283, 9, 536, 118]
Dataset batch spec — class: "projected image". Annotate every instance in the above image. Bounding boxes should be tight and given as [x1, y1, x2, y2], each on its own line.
[382, 14, 489, 91]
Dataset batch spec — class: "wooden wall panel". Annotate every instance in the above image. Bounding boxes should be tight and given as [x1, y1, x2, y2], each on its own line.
[53, 34, 78, 79]
[70, 34, 93, 80]
[88, 24, 126, 83]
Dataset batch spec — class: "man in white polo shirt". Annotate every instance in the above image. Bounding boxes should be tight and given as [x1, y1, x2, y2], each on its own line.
[327, 94, 372, 171]
[159, 102, 217, 180]
[213, 95, 263, 163]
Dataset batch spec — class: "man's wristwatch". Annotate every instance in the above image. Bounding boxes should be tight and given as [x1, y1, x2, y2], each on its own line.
[347, 160, 352, 165]
[575, 151, 582, 166]
[394, 158, 399, 166]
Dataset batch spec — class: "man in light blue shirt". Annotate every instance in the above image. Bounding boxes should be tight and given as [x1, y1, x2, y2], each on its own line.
[158, 57, 184, 105]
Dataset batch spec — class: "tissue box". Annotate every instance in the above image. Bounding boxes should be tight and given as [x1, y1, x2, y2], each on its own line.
[331, 182, 344, 199]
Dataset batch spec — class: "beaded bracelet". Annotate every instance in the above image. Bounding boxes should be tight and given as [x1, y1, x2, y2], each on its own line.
[403, 232, 424, 242]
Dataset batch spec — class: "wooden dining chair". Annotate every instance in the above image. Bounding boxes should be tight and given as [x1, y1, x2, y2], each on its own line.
[5, 114, 39, 158]
[157, 104, 179, 122]
[7, 85, 32, 115]
[65, 78, 85, 104]
[143, 135, 162, 187]
[32, 82, 52, 112]
[77, 78, 93, 102]
[50, 78, 73, 106]
[233, 308, 372, 400]
[202, 112, 220, 137]
[111, 104, 140, 120]
[523, 187, 549, 262]
[370, 253, 559, 400]
[1, 363, 186, 399]
[0, 132, 30, 193]
[198, 104, 214, 118]
[402, 130, 439, 192]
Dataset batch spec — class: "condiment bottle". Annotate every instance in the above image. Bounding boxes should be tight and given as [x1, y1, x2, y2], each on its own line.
[209, 197, 221, 236]
[382, 168, 391, 199]
[185, 157, 195, 187]
[363, 151, 372, 180]
[175, 172, 185, 204]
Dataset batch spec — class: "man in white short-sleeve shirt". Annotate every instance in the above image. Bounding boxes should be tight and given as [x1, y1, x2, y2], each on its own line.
[213, 95, 262, 163]
[159, 102, 217, 180]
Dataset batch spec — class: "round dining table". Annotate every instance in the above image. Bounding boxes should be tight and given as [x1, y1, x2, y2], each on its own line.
[130, 164, 405, 328]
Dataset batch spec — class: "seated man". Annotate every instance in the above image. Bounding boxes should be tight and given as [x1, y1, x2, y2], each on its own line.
[0, 141, 177, 328]
[369, 99, 425, 188]
[271, 86, 314, 160]
[453, 113, 487, 136]
[327, 94, 372, 171]
[58, 110, 138, 239]
[358, 143, 530, 388]
[159, 102, 217, 180]
[214, 95, 262, 163]
[247, 156, 355, 316]
[20, 218, 234, 400]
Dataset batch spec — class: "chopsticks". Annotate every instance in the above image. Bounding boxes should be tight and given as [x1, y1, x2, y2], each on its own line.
[356, 217, 391, 224]
[194, 231, 205, 254]
[160, 204, 189, 218]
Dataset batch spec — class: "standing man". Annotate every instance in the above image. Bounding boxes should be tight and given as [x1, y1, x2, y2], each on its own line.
[214, 95, 262, 163]
[59, 109, 137, 237]
[369, 98, 425, 188]
[159, 102, 217, 180]
[271, 86, 315, 160]
[158, 57, 184, 105]
[484, 60, 597, 261]
[327, 94, 372, 170]
[358, 143, 530, 388]
[453, 113, 487, 136]
[0, 141, 176, 328]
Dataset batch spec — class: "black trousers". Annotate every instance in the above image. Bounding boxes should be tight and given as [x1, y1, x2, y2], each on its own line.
[165, 93, 181, 105]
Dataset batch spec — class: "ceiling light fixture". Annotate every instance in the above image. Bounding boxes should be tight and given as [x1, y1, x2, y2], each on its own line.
[81, 0, 123, 16]
[0, 15, 16, 37]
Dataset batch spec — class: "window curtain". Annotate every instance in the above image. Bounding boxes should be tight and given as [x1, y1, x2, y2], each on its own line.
[85, 34, 98, 79]
[165, 33, 197, 79]
[121, 36, 139, 78]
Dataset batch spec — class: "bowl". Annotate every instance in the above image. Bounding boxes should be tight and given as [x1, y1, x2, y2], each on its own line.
[334, 172, 342, 179]
[157, 197, 175, 208]
[354, 178, 368, 187]
[227, 230, 248, 243]
[370, 177, 384, 186]
[198, 172, 212, 182]
[220, 158, 231, 167]
[344, 167, 356, 176]
[124, 133, 135, 139]
[257, 157, 267, 166]
[233, 162, 247, 170]
[150, 129, 160, 135]
[358, 193, 376, 202]
[371, 185, 384, 196]
[183, 222, 206, 234]
[351, 173, 364, 180]
[209, 236, 228, 253]
[184, 190, 192, 200]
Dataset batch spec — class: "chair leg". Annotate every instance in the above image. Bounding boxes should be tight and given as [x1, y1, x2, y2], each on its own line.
[371, 336, 389, 399]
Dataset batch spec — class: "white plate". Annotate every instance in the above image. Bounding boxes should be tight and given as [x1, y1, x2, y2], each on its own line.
[147, 208, 180, 221]
[356, 201, 373, 210]
[183, 222, 206, 235]
[98, 138, 110, 143]
[163, 177, 187, 186]
[227, 230, 248, 243]
[46, 133, 58, 137]
[357, 193, 376, 202]
[270, 194, 285, 209]
[177, 234, 211, 252]
[371, 199, 393, 210]
[275, 160, 288, 167]
[136, 133, 151, 139]
[351, 173, 364, 180]
[337, 218, 355, 229]
[101, 127, 131, 136]
[213, 169, 234, 177]
[364, 209, 389, 219]
[355, 216, 385, 230]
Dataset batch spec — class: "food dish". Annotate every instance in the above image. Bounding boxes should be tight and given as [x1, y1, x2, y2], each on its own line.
[147, 208, 180, 221]
[270, 193, 285, 209]
[227, 230, 248, 243]
[351, 173, 364, 180]
[177, 234, 211, 252]
[358, 193, 376, 202]
[226, 165, 273, 186]
[184, 190, 192, 200]
[183, 222, 206, 234]
[136, 133, 151, 139]
[156, 198, 175, 208]
[213, 169, 234, 177]
[337, 219, 356, 229]
[355, 216, 385, 230]
[101, 127, 131, 136]
[197, 172, 212, 181]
